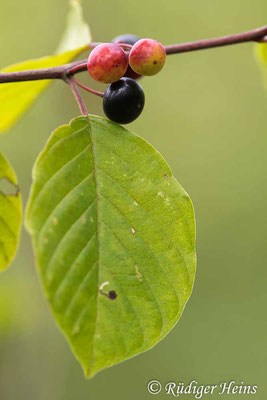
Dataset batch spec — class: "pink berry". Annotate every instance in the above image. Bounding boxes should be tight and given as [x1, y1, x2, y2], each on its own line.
[129, 38, 166, 76]
[87, 43, 128, 84]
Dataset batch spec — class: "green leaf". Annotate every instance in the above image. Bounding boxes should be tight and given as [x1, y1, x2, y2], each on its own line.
[255, 42, 267, 90]
[56, 0, 92, 54]
[0, 0, 91, 133]
[25, 116, 196, 378]
[0, 153, 22, 271]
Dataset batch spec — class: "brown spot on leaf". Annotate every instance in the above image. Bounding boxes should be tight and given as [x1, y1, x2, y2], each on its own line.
[135, 265, 142, 281]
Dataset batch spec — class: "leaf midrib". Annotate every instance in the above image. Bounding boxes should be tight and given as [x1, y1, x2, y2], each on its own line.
[87, 119, 101, 376]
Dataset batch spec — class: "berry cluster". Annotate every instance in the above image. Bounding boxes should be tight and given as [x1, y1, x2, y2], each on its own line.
[87, 34, 166, 124]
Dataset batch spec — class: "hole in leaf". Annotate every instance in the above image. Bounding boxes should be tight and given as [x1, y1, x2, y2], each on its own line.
[0, 178, 19, 196]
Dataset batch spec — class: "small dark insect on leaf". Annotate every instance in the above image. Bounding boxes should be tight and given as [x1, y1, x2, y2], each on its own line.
[108, 290, 117, 300]
[99, 288, 118, 300]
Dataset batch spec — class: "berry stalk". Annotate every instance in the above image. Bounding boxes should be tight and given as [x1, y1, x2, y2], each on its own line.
[66, 78, 88, 116]
[72, 77, 104, 97]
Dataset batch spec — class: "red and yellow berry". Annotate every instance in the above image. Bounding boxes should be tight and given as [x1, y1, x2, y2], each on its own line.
[87, 43, 128, 84]
[129, 38, 166, 76]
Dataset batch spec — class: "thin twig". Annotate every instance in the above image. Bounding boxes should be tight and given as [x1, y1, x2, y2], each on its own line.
[66, 78, 88, 115]
[0, 25, 266, 84]
[165, 25, 267, 54]
[68, 62, 88, 76]
[0, 59, 86, 83]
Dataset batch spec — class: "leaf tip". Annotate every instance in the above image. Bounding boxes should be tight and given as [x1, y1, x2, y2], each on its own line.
[81, 362, 99, 380]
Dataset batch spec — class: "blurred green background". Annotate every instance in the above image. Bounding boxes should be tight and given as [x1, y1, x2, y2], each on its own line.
[0, 0, 267, 399]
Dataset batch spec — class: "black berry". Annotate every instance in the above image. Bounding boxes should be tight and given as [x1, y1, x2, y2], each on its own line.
[112, 34, 140, 46]
[108, 290, 117, 300]
[112, 34, 141, 80]
[103, 77, 145, 124]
